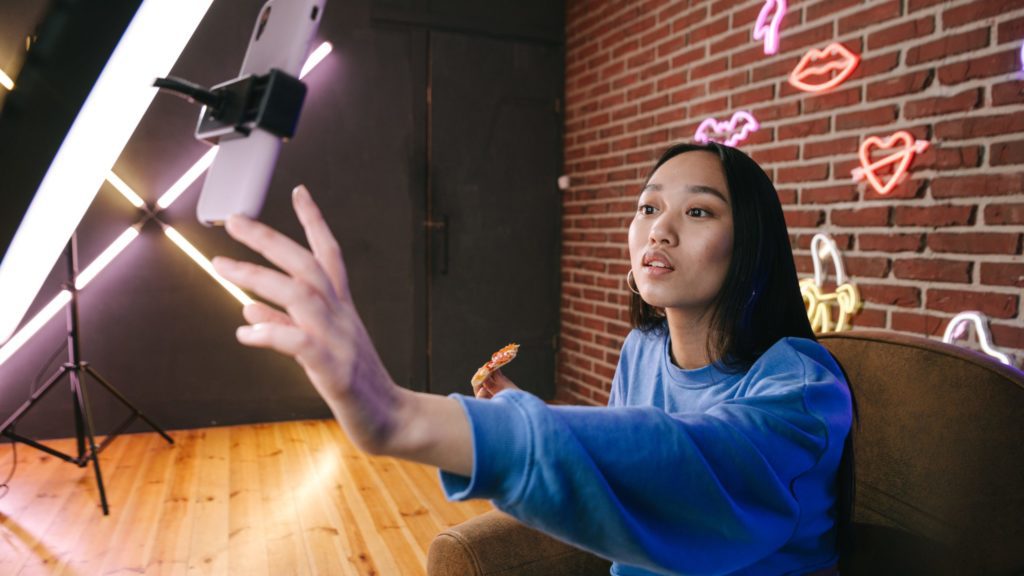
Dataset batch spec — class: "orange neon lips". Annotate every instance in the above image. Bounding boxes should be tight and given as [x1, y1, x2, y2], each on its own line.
[788, 43, 860, 93]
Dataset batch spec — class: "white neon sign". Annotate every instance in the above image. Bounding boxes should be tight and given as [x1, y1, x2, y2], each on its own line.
[942, 311, 1013, 366]
[799, 234, 861, 333]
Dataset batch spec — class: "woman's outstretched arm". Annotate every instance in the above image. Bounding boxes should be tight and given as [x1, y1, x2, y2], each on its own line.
[212, 185, 473, 475]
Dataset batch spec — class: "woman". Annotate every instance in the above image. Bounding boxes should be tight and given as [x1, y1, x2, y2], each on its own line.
[212, 142, 852, 575]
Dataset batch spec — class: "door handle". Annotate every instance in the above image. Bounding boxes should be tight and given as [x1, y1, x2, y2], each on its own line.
[424, 215, 449, 275]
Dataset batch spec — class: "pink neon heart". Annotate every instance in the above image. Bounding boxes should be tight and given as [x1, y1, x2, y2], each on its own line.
[693, 111, 760, 147]
[859, 131, 917, 196]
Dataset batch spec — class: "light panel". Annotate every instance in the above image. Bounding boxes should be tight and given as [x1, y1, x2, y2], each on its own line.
[75, 226, 140, 289]
[0, 67, 13, 91]
[0, 0, 213, 345]
[0, 37, 334, 361]
[163, 226, 254, 306]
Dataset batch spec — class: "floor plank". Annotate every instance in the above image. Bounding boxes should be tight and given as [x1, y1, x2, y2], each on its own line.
[0, 420, 492, 575]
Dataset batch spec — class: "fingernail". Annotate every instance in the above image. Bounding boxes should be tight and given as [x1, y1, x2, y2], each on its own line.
[293, 184, 309, 198]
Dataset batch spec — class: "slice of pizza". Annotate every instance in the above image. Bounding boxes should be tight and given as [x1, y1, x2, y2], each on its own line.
[470, 343, 520, 391]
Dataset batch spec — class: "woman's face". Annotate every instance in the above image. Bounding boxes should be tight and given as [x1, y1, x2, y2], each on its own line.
[628, 151, 734, 315]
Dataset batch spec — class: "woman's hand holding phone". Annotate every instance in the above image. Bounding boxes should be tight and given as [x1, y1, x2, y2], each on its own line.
[212, 185, 473, 475]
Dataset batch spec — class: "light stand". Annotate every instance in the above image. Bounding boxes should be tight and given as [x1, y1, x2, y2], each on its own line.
[0, 232, 173, 515]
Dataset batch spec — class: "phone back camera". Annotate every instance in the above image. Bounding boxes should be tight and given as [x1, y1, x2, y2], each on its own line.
[310, 5, 319, 20]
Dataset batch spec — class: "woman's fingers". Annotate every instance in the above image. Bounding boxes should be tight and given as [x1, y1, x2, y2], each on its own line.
[223, 213, 337, 303]
[242, 301, 293, 327]
[212, 256, 332, 330]
[292, 185, 349, 299]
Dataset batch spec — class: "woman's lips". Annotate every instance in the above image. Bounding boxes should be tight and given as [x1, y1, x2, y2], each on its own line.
[788, 42, 860, 93]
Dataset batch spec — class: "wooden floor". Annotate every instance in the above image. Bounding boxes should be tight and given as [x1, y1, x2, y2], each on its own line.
[0, 420, 493, 575]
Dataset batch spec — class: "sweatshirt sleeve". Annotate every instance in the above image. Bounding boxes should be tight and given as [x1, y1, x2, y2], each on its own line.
[439, 353, 848, 576]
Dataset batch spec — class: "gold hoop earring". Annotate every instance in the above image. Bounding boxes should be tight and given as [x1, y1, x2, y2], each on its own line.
[626, 270, 641, 295]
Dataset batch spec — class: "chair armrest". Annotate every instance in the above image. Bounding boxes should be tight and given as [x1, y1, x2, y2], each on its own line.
[427, 509, 612, 576]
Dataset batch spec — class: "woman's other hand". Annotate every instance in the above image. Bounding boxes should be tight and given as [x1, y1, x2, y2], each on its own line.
[474, 368, 521, 399]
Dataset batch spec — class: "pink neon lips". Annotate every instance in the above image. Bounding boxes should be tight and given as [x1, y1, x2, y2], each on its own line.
[788, 43, 860, 93]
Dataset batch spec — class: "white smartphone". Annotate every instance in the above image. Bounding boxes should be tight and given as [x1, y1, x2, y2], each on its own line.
[196, 0, 324, 226]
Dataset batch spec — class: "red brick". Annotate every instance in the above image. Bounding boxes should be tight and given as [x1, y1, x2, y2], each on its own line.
[904, 88, 982, 120]
[859, 233, 924, 252]
[989, 324, 1024, 355]
[891, 311, 946, 337]
[710, 70, 750, 93]
[906, 27, 990, 65]
[640, 22, 672, 47]
[850, 308, 887, 329]
[838, 1, 901, 35]
[938, 50, 1020, 85]
[868, 16, 936, 50]
[985, 203, 1024, 225]
[913, 145, 983, 172]
[992, 81, 1024, 106]
[831, 206, 891, 227]
[927, 232, 1021, 255]
[670, 83, 706, 105]
[858, 51, 901, 77]
[803, 87, 862, 114]
[926, 289, 1018, 319]
[661, 1, 706, 28]
[981, 262, 1024, 288]
[748, 144, 799, 164]
[731, 84, 774, 108]
[835, 105, 898, 131]
[688, 15, 729, 43]
[750, 100, 800, 122]
[784, 22, 836, 52]
[892, 258, 972, 283]
[690, 96, 728, 117]
[691, 56, 728, 80]
[784, 210, 826, 228]
[804, 136, 860, 160]
[776, 163, 830, 184]
[859, 283, 922, 307]
[943, 1, 1022, 29]
[806, 0, 861, 22]
[991, 140, 1024, 166]
[931, 174, 1024, 199]
[778, 117, 831, 140]
[935, 113, 1024, 140]
[997, 14, 1024, 44]
[892, 205, 975, 227]
[795, 234, 854, 251]
[845, 256, 891, 278]
[867, 70, 934, 101]
[710, 30, 750, 56]
[802, 185, 859, 204]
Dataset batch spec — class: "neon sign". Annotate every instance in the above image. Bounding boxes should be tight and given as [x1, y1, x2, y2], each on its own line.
[693, 111, 760, 147]
[788, 43, 860, 93]
[753, 0, 787, 55]
[942, 311, 1014, 366]
[799, 234, 861, 333]
[1020, 41, 1023, 72]
[851, 130, 929, 196]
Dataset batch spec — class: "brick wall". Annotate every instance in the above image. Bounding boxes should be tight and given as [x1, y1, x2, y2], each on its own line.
[558, 0, 1024, 405]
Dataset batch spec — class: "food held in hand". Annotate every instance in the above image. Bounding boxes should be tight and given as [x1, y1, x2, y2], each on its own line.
[470, 343, 520, 390]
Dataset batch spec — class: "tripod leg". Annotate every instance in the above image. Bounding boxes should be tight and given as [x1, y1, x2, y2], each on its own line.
[82, 365, 174, 445]
[0, 366, 71, 433]
[71, 370, 110, 515]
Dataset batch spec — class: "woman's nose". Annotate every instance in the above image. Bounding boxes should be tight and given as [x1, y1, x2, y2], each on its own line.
[648, 216, 677, 245]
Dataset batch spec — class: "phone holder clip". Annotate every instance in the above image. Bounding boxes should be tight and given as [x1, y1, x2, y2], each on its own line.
[154, 69, 307, 145]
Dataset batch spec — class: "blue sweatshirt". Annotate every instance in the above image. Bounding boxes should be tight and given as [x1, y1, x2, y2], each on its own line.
[441, 327, 852, 576]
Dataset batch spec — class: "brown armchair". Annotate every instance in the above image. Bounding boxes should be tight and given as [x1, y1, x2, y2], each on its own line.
[427, 330, 1024, 576]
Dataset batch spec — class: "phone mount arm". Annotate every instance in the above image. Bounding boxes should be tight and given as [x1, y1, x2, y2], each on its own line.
[153, 69, 307, 145]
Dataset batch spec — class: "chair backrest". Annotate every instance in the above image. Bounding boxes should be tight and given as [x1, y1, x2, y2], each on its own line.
[819, 331, 1024, 576]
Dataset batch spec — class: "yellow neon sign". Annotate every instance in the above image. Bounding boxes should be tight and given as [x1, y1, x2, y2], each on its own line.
[800, 234, 861, 333]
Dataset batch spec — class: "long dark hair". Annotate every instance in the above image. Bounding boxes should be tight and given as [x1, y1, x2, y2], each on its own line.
[629, 142, 815, 369]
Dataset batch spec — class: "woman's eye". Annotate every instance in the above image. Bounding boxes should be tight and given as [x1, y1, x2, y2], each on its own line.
[638, 205, 656, 215]
[687, 207, 711, 218]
